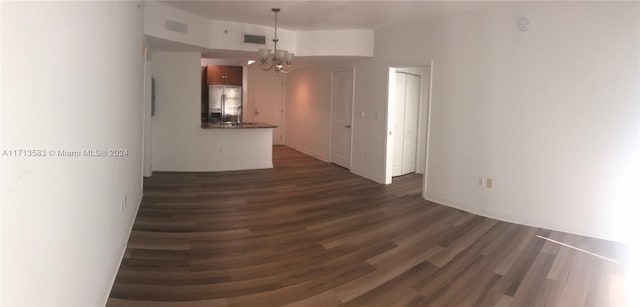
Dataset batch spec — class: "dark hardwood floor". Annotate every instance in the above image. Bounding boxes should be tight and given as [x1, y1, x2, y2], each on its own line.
[108, 146, 628, 306]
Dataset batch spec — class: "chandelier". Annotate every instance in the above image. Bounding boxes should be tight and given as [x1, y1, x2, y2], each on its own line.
[258, 8, 294, 73]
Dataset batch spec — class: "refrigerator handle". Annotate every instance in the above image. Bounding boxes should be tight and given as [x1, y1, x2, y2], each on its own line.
[221, 94, 226, 121]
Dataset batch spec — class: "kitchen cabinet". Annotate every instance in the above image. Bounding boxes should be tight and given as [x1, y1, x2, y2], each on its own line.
[201, 66, 209, 122]
[207, 65, 242, 86]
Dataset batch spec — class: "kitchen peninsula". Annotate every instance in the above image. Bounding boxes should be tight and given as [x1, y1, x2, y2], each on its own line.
[192, 122, 277, 171]
[201, 122, 276, 129]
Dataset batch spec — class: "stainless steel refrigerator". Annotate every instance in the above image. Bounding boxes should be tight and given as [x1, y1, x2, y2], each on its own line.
[209, 85, 242, 123]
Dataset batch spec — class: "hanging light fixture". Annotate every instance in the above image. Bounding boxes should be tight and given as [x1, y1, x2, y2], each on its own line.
[258, 8, 294, 73]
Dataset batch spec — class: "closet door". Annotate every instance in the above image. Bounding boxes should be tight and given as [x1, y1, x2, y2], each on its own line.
[401, 74, 420, 174]
[392, 73, 406, 177]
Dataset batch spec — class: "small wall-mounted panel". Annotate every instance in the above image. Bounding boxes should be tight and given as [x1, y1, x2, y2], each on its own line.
[244, 34, 266, 45]
[164, 19, 188, 34]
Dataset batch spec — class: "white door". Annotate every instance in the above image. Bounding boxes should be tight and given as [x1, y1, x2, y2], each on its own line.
[331, 69, 354, 168]
[402, 74, 420, 174]
[254, 74, 284, 144]
[392, 72, 420, 177]
[392, 73, 406, 176]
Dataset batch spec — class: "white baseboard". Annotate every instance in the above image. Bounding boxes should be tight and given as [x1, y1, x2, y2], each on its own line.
[284, 143, 330, 162]
[103, 191, 143, 305]
[350, 168, 386, 184]
[423, 193, 621, 243]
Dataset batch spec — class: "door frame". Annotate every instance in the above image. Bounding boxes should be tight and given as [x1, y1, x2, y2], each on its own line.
[329, 66, 356, 169]
[384, 60, 434, 191]
[142, 50, 152, 179]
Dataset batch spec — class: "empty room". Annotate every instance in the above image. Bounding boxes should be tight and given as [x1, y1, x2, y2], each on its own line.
[1, 1, 639, 306]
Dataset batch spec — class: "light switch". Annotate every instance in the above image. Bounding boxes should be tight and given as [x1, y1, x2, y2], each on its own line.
[360, 111, 365, 118]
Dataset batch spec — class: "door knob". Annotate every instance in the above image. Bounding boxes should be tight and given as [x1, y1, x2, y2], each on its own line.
[345, 124, 351, 128]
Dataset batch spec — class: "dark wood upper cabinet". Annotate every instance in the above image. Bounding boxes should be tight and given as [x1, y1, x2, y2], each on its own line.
[225, 66, 243, 86]
[206, 65, 223, 85]
[201, 66, 209, 122]
[207, 65, 242, 86]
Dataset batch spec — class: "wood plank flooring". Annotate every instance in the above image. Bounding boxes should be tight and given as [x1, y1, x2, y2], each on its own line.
[108, 146, 628, 306]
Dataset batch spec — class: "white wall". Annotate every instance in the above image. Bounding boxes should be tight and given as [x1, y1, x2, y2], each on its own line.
[208, 19, 297, 53]
[296, 30, 374, 57]
[1, 1, 144, 305]
[144, 0, 210, 48]
[151, 52, 273, 172]
[284, 65, 333, 161]
[419, 2, 638, 243]
[144, 1, 294, 54]
[287, 2, 640, 242]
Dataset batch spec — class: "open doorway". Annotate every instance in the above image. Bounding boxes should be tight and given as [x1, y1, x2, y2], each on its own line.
[385, 63, 433, 185]
[251, 72, 285, 145]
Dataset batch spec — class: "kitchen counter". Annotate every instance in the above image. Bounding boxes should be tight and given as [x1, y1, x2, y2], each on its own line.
[202, 122, 277, 129]
[162, 123, 276, 172]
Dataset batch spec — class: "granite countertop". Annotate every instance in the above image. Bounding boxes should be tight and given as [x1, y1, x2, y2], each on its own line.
[201, 122, 277, 129]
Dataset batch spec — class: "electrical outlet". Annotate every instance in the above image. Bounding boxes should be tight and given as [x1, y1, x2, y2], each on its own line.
[486, 178, 493, 189]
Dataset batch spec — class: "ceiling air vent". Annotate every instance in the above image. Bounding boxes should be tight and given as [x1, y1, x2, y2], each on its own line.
[164, 19, 188, 34]
[244, 34, 266, 45]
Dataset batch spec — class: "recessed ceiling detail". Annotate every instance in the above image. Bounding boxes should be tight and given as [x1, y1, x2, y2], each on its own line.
[160, 1, 501, 31]
[145, 1, 374, 60]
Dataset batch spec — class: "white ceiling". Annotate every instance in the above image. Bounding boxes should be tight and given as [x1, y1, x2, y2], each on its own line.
[160, 1, 502, 31]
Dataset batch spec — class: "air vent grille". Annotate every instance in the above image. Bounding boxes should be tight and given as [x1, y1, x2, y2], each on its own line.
[164, 19, 188, 34]
[244, 34, 266, 45]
